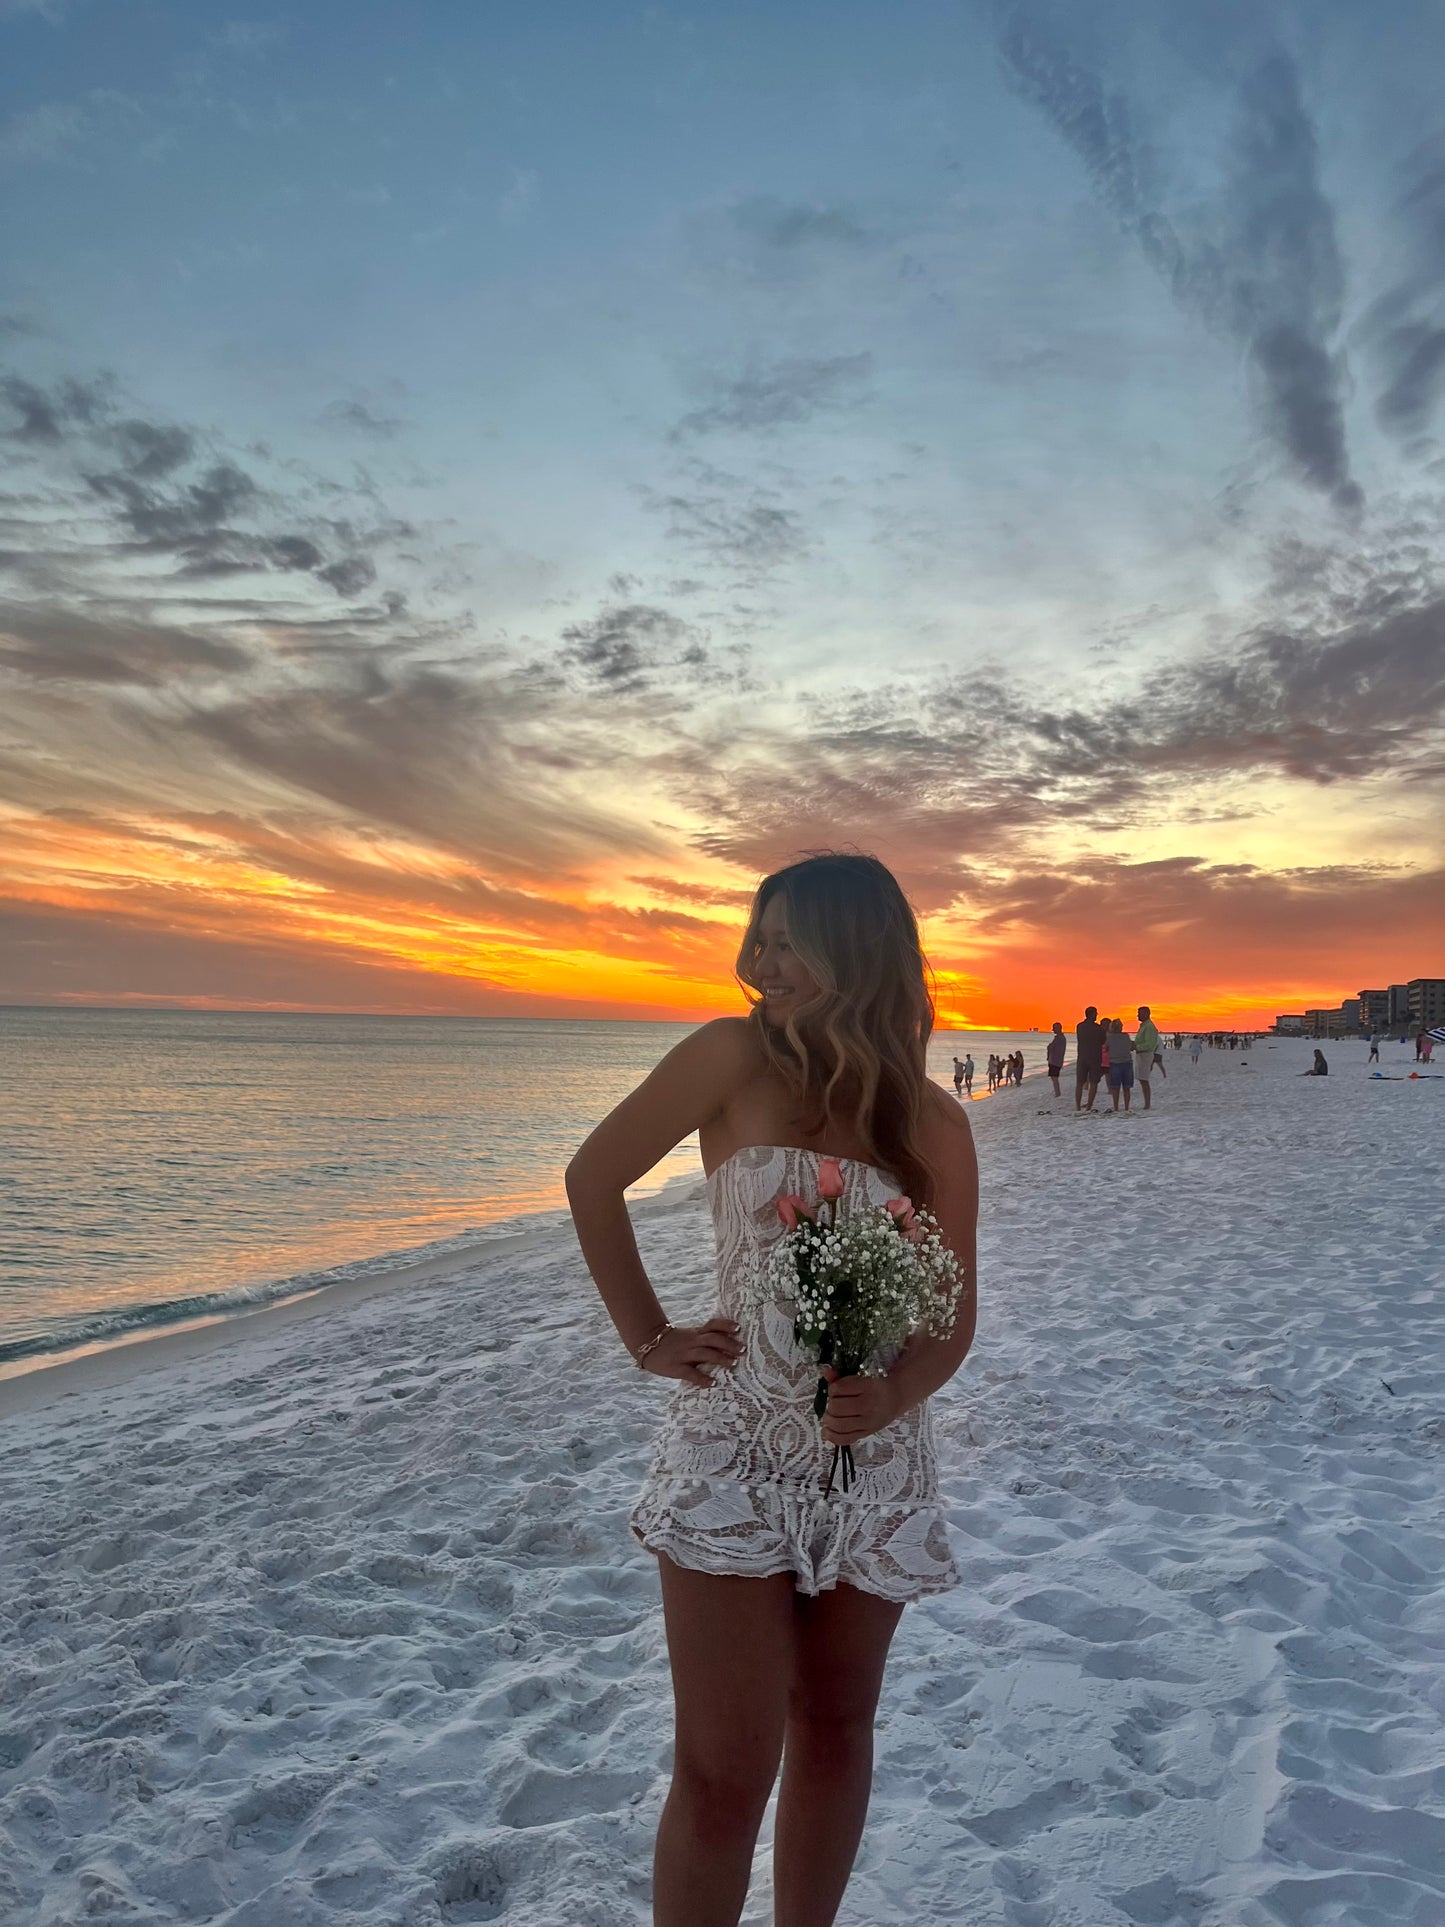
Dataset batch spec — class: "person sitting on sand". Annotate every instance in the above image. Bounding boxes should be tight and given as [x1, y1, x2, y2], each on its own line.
[1301, 1048, 1329, 1076]
[1075, 1006, 1104, 1111]
[1045, 1021, 1066, 1097]
[1106, 1017, 1135, 1111]
[567, 852, 978, 1927]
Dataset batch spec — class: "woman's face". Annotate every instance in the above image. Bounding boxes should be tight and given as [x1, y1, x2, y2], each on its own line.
[752, 893, 820, 1026]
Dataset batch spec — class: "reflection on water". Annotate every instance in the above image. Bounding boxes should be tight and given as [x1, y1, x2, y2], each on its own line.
[1, 1009, 1049, 1360]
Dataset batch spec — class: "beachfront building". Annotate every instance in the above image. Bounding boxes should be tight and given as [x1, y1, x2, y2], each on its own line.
[1388, 984, 1413, 1027]
[1408, 978, 1445, 1029]
[1304, 1003, 1364, 1037]
[1357, 990, 1391, 1031]
[1274, 1014, 1306, 1035]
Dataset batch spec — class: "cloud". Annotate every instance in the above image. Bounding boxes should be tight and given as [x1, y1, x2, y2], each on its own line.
[729, 197, 872, 252]
[646, 485, 809, 575]
[672, 353, 874, 439]
[0, 89, 142, 167]
[998, 18, 1360, 509]
[0, 601, 251, 683]
[558, 602, 717, 693]
[1359, 139, 1445, 450]
[499, 166, 538, 224]
[320, 400, 405, 439]
[0, 367, 396, 599]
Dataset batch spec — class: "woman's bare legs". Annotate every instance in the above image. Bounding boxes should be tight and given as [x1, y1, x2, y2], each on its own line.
[772, 1583, 905, 1927]
[653, 1559, 796, 1927]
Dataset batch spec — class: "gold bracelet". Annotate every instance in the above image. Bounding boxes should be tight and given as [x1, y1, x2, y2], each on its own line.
[633, 1321, 673, 1369]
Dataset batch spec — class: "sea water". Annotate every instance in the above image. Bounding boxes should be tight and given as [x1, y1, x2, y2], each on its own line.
[1, 1008, 1048, 1364]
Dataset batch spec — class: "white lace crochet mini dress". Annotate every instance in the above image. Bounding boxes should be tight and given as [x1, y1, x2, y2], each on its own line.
[630, 1143, 959, 1601]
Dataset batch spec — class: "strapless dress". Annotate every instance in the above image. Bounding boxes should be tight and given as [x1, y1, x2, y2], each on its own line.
[630, 1143, 958, 1601]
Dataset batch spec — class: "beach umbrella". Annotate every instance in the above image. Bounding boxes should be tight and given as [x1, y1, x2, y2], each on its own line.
[1429, 1025, 1445, 1044]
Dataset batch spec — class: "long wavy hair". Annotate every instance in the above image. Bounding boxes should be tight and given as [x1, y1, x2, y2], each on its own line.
[736, 852, 938, 1207]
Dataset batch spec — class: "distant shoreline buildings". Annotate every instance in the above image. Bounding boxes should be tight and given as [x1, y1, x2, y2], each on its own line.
[1274, 978, 1445, 1038]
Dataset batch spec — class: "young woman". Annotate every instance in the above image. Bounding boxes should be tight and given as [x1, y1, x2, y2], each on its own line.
[566, 853, 978, 1927]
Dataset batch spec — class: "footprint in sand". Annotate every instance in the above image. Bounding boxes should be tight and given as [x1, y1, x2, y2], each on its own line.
[497, 1764, 653, 1829]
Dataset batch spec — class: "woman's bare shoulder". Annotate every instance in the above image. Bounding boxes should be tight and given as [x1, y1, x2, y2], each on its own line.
[681, 1014, 761, 1065]
[920, 1079, 976, 1157]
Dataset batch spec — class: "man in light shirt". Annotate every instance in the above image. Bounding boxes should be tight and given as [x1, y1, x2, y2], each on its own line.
[1134, 1005, 1161, 1111]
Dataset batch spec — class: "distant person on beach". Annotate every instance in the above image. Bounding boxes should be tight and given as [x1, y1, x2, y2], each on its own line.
[962, 1052, 974, 1095]
[567, 852, 978, 1927]
[1106, 1017, 1135, 1111]
[1301, 1048, 1329, 1076]
[1189, 1037, 1202, 1065]
[1423, 1033, 1436, 1063]
[1368, 1035, 1380, 1064]
[1133, 1006, 1161, 1111]
[952, 1055, 966, 1096]
[1046, 1021, 1066, 1097]
[1075, 1006, 1104, 1111]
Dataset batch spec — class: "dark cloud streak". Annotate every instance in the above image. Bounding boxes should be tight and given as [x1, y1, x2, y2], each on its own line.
[998, 18, 1360, 508]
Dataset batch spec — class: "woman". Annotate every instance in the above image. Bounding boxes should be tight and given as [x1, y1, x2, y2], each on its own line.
[1105, 1016, 1134, 1111]
[566, 853, 978, 1927]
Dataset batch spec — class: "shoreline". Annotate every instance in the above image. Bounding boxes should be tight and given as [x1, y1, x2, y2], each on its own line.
[0, 1060, 1035, 1410]
[0, 1165, 707, 1420]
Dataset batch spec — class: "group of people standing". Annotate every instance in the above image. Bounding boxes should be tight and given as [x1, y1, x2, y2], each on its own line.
[1069, 1004, 1166, 1113]
[948, 1007, 1170, 1113]
[948, 1051, 1026, 1095]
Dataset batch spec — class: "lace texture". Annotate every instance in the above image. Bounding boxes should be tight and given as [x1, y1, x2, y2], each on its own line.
[630, 1144, 959, 1601]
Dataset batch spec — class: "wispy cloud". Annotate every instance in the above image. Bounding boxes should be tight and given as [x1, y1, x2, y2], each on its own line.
[999, 17, 1360, 509]
[672, 353, 873, 439]
[1359, 137, 1445, 452]
[558, 602, 721, 694]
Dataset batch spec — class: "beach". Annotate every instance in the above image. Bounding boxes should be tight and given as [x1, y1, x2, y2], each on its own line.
[2, 1036, 1442, 1927]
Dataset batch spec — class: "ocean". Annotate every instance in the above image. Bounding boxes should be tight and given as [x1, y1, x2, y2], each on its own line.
[1, 1008, 1049, 1366]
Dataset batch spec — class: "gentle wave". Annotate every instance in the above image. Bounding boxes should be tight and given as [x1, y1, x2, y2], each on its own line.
[0, 1215, 546, 1364]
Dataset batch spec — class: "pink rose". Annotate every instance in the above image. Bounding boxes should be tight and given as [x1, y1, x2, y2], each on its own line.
[777, 1196, 800, 1229]
[817, 1157, 845, 1200]
[886, 1195, 921, 1240]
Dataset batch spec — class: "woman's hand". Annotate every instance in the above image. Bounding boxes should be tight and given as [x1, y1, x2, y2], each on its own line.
[641, 1316, 744, 1387]
[820, 1364, 901, 1445]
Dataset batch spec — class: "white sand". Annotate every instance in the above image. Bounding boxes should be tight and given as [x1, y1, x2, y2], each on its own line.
[2, 1037, 1443, 1927]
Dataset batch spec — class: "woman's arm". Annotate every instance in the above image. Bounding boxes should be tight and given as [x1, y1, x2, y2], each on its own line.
[565, 1017, 753, 1385]
[821, 1090, 979, 1447]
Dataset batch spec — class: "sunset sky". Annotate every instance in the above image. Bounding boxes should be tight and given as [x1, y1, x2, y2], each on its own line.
[2, 0, 1442, 1028]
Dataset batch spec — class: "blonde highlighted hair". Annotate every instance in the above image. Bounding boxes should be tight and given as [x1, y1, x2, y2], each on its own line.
[736, 852, 937, 1207]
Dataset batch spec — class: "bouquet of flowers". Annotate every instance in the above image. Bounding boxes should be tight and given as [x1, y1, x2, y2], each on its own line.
[769, 1157, 963, 1495]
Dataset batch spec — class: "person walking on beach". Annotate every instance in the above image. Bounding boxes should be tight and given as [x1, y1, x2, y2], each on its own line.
[1368, 1034, 1380, 1064]
[1106, 1016, 1135, 1111]
[1189, 1036, 1202, 1066]
[1046, 1021, 1066, 1097]
[1133, 1005, 1161, 1111]
[567, 853, 978, 1927]
[1075, 1006, 1104, 1111]
[952, 1054, 966, 1096]
[962, 1051, 974, 1096]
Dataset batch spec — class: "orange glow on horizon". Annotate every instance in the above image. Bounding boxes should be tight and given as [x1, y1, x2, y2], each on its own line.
[2, 806, 1438, 1029]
